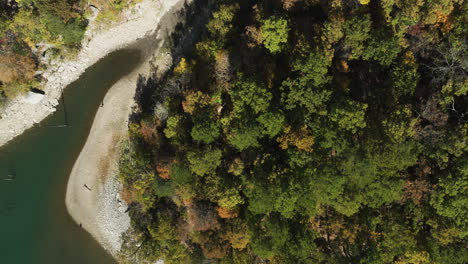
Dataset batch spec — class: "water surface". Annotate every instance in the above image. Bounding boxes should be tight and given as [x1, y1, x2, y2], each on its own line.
[0, 49, 142, 264]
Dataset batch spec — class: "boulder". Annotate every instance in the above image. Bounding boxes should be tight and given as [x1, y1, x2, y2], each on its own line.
[21, 91, 45, 105]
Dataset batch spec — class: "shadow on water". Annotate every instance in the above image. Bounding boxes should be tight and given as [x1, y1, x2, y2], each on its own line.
[0, 48, 142, 263]
[0, 0, 209, 263]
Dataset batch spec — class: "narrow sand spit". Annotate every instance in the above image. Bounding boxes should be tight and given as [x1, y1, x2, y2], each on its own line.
[65, 0, 188, 260]
[0, 0, 177, 147]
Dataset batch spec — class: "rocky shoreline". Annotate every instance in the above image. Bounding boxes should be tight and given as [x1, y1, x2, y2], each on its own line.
[1, 0, 189, 261]
[64, 0, 189, 261]
[0, 0, 175, 147]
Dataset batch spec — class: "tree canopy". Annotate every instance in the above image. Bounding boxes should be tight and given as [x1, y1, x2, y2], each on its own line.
[118, 0, 468, 263]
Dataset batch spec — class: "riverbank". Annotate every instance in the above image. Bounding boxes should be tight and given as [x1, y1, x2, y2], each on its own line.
[65, 0, 187, 261]
[0, 0, 177, 147]
[65, 59, 149, 257]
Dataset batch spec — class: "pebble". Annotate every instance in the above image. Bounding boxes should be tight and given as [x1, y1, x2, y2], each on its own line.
[97, 174, 131, 253]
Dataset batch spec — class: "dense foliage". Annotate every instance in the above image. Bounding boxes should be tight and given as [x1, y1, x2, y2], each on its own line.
[119, 0, 467, 263]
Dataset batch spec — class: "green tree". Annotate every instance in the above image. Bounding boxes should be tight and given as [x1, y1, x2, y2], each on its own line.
[382, 105, 418, 143]
[207, 3, 239, 40]
[217, 187, 244, 210]
[430, 167, 468, 228]
[41, 13, 86, 46]
[170, 163, 193, 185]
[343, 14, 372, 58]
[222, 220, 252, 249]
[261, 17, 290, 54]
[335, 142, 418, 215]
[364, 216, 419, 264]
[164, 115, 183, 140]
[362, 31, 402, 66]
[329, 100, 368, 133]
[187, 147, 223, 176]
[281, 51, 332, 115]
[250, 215, 290, 259]
[229, 77, 272, 115]
[390, 52, 419, 100]
[257, 112, 285, 138]
[191, 118, 220, 144]
[228, 124, 262, 151]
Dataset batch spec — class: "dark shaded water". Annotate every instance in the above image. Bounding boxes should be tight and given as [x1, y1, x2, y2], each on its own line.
[0, 49, 142, 264]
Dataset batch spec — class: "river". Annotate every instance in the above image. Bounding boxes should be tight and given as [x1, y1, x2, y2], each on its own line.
[0, 49, 142, 263]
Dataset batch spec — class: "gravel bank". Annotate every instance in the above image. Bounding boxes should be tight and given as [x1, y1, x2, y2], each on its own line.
[64, 0, 188, 260]
[0, 0, 176, 147]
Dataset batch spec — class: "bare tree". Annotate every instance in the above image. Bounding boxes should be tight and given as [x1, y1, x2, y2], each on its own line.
[425, 38, 467, 85]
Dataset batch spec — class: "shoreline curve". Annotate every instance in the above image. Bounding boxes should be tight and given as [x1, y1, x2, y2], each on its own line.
[65, 0, 188, 261]
[0, 0, 177, 147]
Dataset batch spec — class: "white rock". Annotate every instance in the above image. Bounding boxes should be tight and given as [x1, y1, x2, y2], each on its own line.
[21, 92, 45, 105]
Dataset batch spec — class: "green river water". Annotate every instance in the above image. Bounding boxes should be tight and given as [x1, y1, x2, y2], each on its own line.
[0, 49, 142, 264]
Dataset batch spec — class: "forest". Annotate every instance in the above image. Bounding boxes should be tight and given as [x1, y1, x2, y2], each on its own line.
[0, 0, 138, 102]
[116, 0, 468, 263]
[118, 0, 467, 263]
